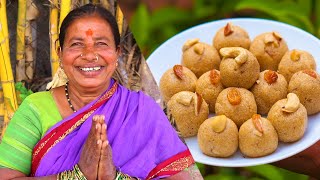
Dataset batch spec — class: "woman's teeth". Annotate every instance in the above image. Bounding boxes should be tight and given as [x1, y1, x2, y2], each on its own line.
[80, 66, 101, 72]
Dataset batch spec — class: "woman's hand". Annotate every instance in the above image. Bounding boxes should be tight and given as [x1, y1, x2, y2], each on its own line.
[78, 115, 103, 180]
[96, 115, 117, 180]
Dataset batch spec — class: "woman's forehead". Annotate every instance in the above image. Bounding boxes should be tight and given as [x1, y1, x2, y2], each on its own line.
[66, 16, 113, 39]
[65, 16, 112, 36]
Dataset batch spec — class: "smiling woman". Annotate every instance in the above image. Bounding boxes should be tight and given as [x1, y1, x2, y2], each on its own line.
[0, 4, 200, 180]
[60, 15, 119, 92]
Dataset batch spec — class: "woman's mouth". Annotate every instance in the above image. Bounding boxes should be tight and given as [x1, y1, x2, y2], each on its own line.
[78, 66, 102, 72]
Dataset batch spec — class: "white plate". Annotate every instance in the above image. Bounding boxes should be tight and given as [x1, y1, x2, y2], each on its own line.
[147, 18, 320, 167]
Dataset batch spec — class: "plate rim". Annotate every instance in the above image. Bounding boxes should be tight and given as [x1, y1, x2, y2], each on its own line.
[146, 17, 320, 167]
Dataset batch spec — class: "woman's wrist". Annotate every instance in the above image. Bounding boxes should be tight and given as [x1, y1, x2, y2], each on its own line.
[56, 164, 88, 180]
[115, 170, 139, 180]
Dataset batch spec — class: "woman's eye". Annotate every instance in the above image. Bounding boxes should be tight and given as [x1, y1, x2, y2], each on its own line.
[96, 42, 109, 46]
[70, 42, 83, 47]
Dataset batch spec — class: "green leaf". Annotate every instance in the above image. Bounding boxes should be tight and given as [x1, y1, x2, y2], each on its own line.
[15, 82, 23, 90]
[297, 0, 312, 15]
[315, 0, 320, 37]
[218, 0, 242, 16]
[235, 0, 307, 16]
[244, 165, 283, 180]
[234, 0, 314, 33]
[20, 94, 27, 100]
[149, 7, 191, 30]
[130, 4, 150, 47]
[195, 163, 205, 175]
[244, 165, 309, 180]
[15, 82, 33, 102]
[276, 13, 314, 34]
[27, 89, 33, 95]
[193, 0, 218, 19]
[205, 174, 247, 180]
[248, 178, 265, 180]
[218, 167, 237, 175]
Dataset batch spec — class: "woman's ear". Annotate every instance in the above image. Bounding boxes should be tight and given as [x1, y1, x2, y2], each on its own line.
[54, 39, 62, 59]
[116, 46, 121, 57]
[57, 47, 63, 68]
[57, 46, 62, 59]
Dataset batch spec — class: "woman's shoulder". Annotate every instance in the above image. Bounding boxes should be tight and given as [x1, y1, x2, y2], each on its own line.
[24, 91, 52, 102]
[22, 91, 55, 110]
[16, 90, 61, 135]
[119, 84, 157, 103]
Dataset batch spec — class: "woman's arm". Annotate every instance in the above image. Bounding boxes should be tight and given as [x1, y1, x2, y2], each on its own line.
[0, 168, 56, 180]
[0, 116, 107, 180]
[272, 140, 320, 179]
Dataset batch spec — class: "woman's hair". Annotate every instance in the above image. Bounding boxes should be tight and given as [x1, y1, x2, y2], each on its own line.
[59, 3, 120, 49]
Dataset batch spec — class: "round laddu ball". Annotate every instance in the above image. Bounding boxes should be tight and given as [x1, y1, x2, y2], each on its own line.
[215, 87, 257, 128]
[159, 65, 197, 102]
[267, 94, 308, 142]
[251, 70, 288, 115]
[182, 39, 221, 78]
[278, 49, 316, 82]
[167, 91, 209, 138]
[219, 47, 260, 89]
[288, 70, 320, 115]
[249, 31, 288, 71]
[196, 69, 224, 112]
[213, 22, 251, 51]
[239, 115, 278, 158]
[198, 115, 238, 157]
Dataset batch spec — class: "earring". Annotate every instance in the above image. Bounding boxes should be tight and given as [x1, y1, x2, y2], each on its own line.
[80, 54, 83, 57]
[59, 60, 63, 68]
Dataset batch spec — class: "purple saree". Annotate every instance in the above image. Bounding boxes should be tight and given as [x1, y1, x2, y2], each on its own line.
[31, 79, 194, 179]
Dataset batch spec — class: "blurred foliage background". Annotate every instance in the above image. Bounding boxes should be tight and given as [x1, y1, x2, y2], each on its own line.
[123, 0, 320, 179]
[127, 0, 320, 57]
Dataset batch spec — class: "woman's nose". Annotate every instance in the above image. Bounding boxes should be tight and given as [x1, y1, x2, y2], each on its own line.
[80, 47, 98, 62]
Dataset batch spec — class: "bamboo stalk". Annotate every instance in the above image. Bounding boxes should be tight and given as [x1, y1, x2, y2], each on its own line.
[0, 24, 18, 113]
[0, 0, 9, 53]
[70, 0, 77, 9]
[1, 97, 15, 137]
[0, 85, 4, 121]
[25, 0, 39, 81]
[81, 0, 90, 5]
[24, 20, 33, 80]
[0, 5, 18, 112]
[100, 0, 110, 9]
[16, 0, 27, 82]
[116, 4, 123, 36]
[92, 0, 99, 5]
[59, 0, 72, 30]
[0, 0, 7, 119]
[1, 97, 15, 138]
[108, 0, 115, 15]
[50, 0, 59, 76]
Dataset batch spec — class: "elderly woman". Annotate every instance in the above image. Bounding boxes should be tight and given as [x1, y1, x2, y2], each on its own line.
[0, 4, 199, 180]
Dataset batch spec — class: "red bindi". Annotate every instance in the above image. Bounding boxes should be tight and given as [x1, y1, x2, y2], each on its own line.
[86, 29, 93, 36]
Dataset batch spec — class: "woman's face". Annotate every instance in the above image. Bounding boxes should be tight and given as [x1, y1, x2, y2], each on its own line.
[60, 15, 119, 90]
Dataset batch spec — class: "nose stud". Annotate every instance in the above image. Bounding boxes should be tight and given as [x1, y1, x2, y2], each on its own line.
[95, 54, 99, 61]
[79, 53, 98, 62]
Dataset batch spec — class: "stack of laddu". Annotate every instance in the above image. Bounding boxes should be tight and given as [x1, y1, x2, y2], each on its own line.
[159, 22, 320, 158]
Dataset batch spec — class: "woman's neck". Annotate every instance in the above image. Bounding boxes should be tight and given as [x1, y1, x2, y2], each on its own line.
[67, 82, 110, 110]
